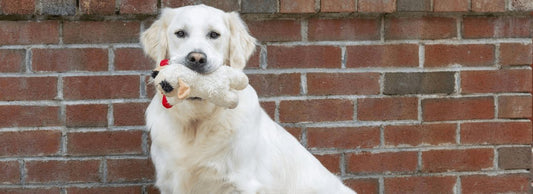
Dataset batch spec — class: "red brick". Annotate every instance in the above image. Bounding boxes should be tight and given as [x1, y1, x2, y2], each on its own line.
[314, 154, 341, 174]
[120, 0, 157, 14]
[107, 158, 154, 182]
[25, 160, 101, 183]
[461, 122, 531, 145]
[385, 176, 456, 194]
[385, 16, 457, 40]
[267, 46, 341, 68]
[246, 19, 301, 42]
[434, 0, 469, 12]
[0, 130, 61, 157]
[145, 75, 156, 99]
[67, 186, 142, 194]
[63, 21, 140, 44]
[499, 43, 532, 66]
[32, 48, 108, 72]
[285, 127, 302, 141]
[0, 21, 59, 45]
[385, 124, 456, 146]
[63, 75, 140, 100]
[358, 0, 396, 13]
[248, 73, 301, 97]
[0, 49, 25, 72]
[0, 188, 61, 194]
[279, 99, 354, 123]
[145, 185, 159, 194]
[463, 16, 531, 38]
[422, 149, 493, 172]
[472, 0, 506, 12]
[461, 69, 531, 93]
[357, 97, 418, 121]
[163, 0, 239, 12]
[0, 0, 35, 14]
[114, 48, 154, 71]
[259, 101, 276, 119]
[422, 97, 494, 121]
[79, 0, 115, 15]
[321, 0, 356, 12]
[0, 77, 57, 101]
[280, 0, 315, 13]
[0, 161, 19, 184]
[498, 95, 532, 119]
[307, 73, 380, 95]
[347, 152, 418, 173]
[397, 0, 431, 11]
[0, 105, 60, 127]
[424, 44, 495, 67]
[346, 44, 418, 68]
[307, 127, 380, 149]
[344, 179, 378, 194]
[113, 102, 149, 126]
[67, 130, 143, 155]
[245, 46, 260, 69]
[308, 18, 380, 41]
[66, 104, 108, 127]
[462, 174, 530, 194]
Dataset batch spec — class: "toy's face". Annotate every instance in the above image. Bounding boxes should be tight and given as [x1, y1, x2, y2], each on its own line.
[166, 5, 230, 74]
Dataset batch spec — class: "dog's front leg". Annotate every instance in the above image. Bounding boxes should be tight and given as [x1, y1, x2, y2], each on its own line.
[228, 174, 265, 194]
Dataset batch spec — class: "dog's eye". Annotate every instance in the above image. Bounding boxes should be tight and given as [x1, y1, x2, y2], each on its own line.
[175, 30, 186, 38]
[208, 31, 220, 39]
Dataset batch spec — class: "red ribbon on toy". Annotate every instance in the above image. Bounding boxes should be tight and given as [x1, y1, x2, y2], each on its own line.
[160, 59, 173, 109]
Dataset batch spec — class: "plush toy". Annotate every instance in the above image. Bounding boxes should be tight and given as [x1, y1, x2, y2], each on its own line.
[151, 59, 249, 109]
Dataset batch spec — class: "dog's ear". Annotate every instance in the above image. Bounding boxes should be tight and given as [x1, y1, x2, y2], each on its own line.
[226, 12, 256, 70]
[140, 8, 176, 63]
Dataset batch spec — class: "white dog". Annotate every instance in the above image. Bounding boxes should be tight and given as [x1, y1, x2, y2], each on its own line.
[141, 4, 356, 194]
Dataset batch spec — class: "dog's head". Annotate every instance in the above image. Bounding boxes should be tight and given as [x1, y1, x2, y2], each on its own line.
[141, 5, 256, 73]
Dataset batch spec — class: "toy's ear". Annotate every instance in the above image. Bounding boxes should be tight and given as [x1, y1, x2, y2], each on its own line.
[226, 12, 256, 70]
[140, 8, 176, 63]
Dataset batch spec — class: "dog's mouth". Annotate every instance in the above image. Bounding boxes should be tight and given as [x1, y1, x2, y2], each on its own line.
[188, 97, 202, 100]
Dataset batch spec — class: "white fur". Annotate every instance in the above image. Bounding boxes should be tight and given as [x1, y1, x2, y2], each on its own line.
[142, 5, 356, 194]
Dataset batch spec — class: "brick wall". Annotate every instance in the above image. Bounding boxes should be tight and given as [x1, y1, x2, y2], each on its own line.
[0, 0, 532, 193]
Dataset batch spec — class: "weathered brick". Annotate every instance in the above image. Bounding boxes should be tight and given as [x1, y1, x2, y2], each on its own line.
[146, 185, 160, 194]
[67, 130, 143, 156]
[279, 99, 354, 123]
[462, 174, 530, 194]
[32, 48, 108, 72]
[422, 97, 494, 121]
[114, 48, 154, 71]
[248, 73, 301, 97]
[63, 75, 140, 100]
[113, 102, 149, 126]
[280, 0, 315, 13]
[472, 0, 506, 12]
[247, 19, 301, 42]
[463, 16, 531, 38]
[0, 105, 60, 127]
[498, 147, 531, 170]
[120, 0, 157, 14]
[0, 0, 35, 14]
[434, 0, 469, 12]
[424, 44, 495, 67]
[314, 154, 341, 174]
[397, 0, 431, 11]
[346, 44, 418, 68]
[0, 130, 61, 157]
[385, 16, 457, 40]
[344, 179, 378, 194]
[267, 46, 341, 68]
[461, 122, 532, 145]
[347, 152, 418, 174]
[107, 158, 154, 182]
[0, 188, 60, 194]
[320, 0, 356, 12]
[384, 72, 455, 95]
[0, 49, 25, 72]
[308, 18, 380, 41]
[307, 73, 380, 95]
[511, 0, 533, 11]
[66, 186, 142, 194]
[358, 0, 396, 13]
[0, 21, 59, 45]
[499, 43, 532, 66]
[498, 95, 532, 119]
[384, 124, 456, 146]
[461, 69, 531, 93]
[357, 97, 418, 121]
[25, 160, 100, 183]
[63, 21, 140, 44]
[79, 0, 115, 15]
[66, 104, 108, 127]
[245, 46, 260, 69]
[385, 176, 456, 193]
[39, 0, 76, 15]
[0, 161, 20, 183]
[422, 149, 493, 172]
[0, 77, 57, 101]
[241, 0, 277, 13]
[307, 127, 380, 149]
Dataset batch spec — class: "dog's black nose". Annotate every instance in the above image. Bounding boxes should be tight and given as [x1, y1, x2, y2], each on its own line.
[185, 51, 207, 72]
